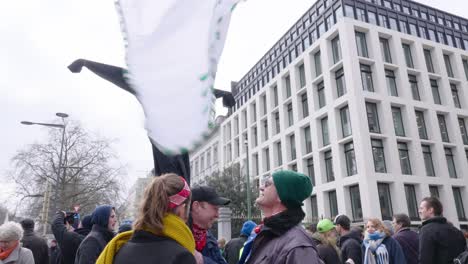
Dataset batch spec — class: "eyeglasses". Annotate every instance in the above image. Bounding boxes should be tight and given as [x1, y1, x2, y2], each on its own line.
[264, 178, 273, 188]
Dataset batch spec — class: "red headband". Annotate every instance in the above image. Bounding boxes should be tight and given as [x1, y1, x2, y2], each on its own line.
[168, 177, 191, 209]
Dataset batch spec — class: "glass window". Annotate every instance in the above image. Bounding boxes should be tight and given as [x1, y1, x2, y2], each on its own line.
[340, 106, 352, 137]
[437, 31, 446, 44]
[336, 68, 346, 97]
[253, 153, 259, 175]
[403, 6, 410, 14]
[458, 118, 468, 145]
[314, 51, 322, 77]
[252, 126, 258, 147]
[451, 84, 461, 108]
[301, 93, 309, 118]
[325, 150, 334, 182]
[389, 18, 398, 30]
[264, 147, 270, 171]
[306, 158, 315, 186]
[361, 64, 374, 92]
[385, 69, 398, 96]
[402, 44, 414, 68]
[285, 75, 291, 98]
[380, 38, 392, 63]
[344, 5, 354, 18]
[304, 126, 312, 153]
[408, 74, 420, 101]
[356, 8, 366, 22]
[310, 195, 318, 222]
[350, 185, 363, 221]
[420, 26, 428, 39]
[383, 0, 392, 8]
[453, 187, 467, 221]
[431, 79, 442, 105]
[329, 190, 338, 218]
[325, 15, 334, 30]
[422, 145, 435, 176]
[272, 85, 278, 107]
[438, 114, 450, 142]
[445, 148, 457, 178]
[368, 11, 377, 25]
[321, 117, 329, 146]
[274, 111, 280, 134]
[318, 81, 326, 108]
[276, 141, 283, 166]
[366, 102, 380, 133]
[394, 3, 401, 12]
[289, 134, 296, 160]
[287, 103, 293, 127]
[379, 14, 389, 28]
[462, 59, 468, 81]
[298, 64, 306, 88]
[355, 32, 369, 57]
[372, 139, 387, 173]
[262, 120, 268, 141]
[428, 29, 436, 41]
[261, 94, 267, 116]
[378, 183, 393, 220]
[335, 6, 343, 20]
[405, 185, 420, 220]
[409, 23, 418, 36]
[423, 49, 435, 73]
[345, 142, 358, 176]
[318, 23, 326, 37]
[444, 54, 454, 77]
[398, 142, 412, 174]
[400, 21, 408, 34]
[415, 111, 428, 139]
[331, 36, 342, 63]
[429, 185, 439, 197]
[392, 107, 405, 137]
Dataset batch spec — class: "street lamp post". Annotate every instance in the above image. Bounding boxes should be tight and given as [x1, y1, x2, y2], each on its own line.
[244, 136, 251, 220]
[21, 112, 68, 234]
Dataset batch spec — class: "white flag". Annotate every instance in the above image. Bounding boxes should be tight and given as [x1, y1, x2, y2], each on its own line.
[116, 0, 241, 153]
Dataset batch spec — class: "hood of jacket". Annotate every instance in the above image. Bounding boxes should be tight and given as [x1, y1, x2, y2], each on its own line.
[91, 205, 113, 229]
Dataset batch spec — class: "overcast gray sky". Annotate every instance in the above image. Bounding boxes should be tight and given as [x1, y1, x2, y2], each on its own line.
[1, 0, 467, 205]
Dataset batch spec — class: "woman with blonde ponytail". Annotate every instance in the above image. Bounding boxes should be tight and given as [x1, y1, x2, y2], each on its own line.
[96, 173, 201, 264]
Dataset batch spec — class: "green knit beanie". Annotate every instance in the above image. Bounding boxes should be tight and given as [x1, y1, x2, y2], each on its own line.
[272, 170, 313, 208]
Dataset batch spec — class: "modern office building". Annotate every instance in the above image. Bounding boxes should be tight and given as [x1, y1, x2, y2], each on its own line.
[190, 0, 468, 228]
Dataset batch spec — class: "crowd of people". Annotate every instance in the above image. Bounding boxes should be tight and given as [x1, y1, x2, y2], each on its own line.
[0, 170, 467, 264]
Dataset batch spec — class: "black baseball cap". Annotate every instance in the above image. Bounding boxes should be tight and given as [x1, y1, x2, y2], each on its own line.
[191, 186, 230, 206]
[334, 214, 351, 230]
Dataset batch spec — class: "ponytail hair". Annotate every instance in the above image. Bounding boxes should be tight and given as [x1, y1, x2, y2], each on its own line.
[133, 174, 190, 233]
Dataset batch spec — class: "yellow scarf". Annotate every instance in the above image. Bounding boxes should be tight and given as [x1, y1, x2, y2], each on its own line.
[96, 213, 195, 264]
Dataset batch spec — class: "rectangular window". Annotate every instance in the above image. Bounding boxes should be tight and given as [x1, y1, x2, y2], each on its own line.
[392, 107, 406, 137]
[378, 183, 393, 220]
[349, 185, 363, 221]
[289, 134, 296, 160]
[424, 49, 435, 73]
[325, 150, 334, 182]
[318, 81, 326, 108]
[298, 64, 306, 88]
[445, 148, 457, 178]
[276, 141, 283, 166]
[398, 142, 412, 174]
[462, 59, 468, 81]
[329, 190, 338, 218]
[431, 79, 442, 105]
[264, 148, 270, 171]
[355, 32, 369, 57]
[451, 84, 462, 108]
[287, 103, 293, 127]
[253, 153, 259, 175]
[361, 64, 374, 92]
[262, 120, 268, 141]
[340, 106, 352, 137]
[307, 158, 315, 186]
[408, 74, 420, 101]
[272, 85, 279, 107]
[366, 102, 380, 133]
[422, 145, 435, 176]
[345, 142, 358, 176]
[379, 14, 389, 28]
[304, 126, 312, 153]
[389, 18, 398, 30]
[331, 36, 342, 63]
[438, 114, 450, 142]
[336, 68, 346, 97]
[261, 94, 267, 116]
[400, 21, 408, 34]
[368, 11, 377, 25]
[459, 118, 468, 145]
[301, 93, 309, 118]
[273, 112, 280, 135]
[252, 126, 258, 147]
[380, 38, 392, 63]
[385, 69, 398, 96]
[405, 185, 420, 220]
[444, 54, 454, 77]
[429, 185, 439, 198]
[321, 117, 330, 146]
[402, 44, 414, 68]
[453, 187, 467, 221]
[356, 8, 366, 22]
[372, 139, 387, 173]
[285, 75, 292, 98]
[311, 195, 318, 222]
[314, 51, 322, 77]
[416, 111, 428, 139]
[252, 103, 257, 122]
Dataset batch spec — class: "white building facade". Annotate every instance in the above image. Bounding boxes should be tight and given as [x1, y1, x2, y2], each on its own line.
[190, 0, 468, 228]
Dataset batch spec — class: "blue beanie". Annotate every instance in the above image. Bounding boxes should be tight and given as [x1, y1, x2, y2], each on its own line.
[241, 220, 256, 236]
[91, 205, 114, 228]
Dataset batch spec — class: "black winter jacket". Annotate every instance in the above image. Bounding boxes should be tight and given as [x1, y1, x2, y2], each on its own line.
[419, 216, 466, 264]
[338, 230, 362, 264]
[223, 234, 248, 264]
[113, 230, 196, 264]
[21, 228, 50, 264]
[311, 233, 341, 264]
[74, 224, 114, 264]
[51, 212, 85, 264]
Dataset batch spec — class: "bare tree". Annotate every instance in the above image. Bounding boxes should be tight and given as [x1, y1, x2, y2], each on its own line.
[9, 120, 125, 224]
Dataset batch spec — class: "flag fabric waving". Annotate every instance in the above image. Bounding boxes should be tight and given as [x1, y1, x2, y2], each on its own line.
[116, 0, 241, 154]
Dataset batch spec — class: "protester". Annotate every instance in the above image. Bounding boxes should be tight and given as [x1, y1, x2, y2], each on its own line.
[382, 220, 394, 236]
[334, 214, 362, 264]
[311, 219, 341, 264]
[20, 218, 49, 264]
[51, 211, 85, 264]
[223, 220, 256, 264]
[391, 214, 418, 264]
[217, 238, 226, 256]
[305, 223, 317, 236]
[97, 174, 200, 264]
[244, 170, 321, 264]
[190, 185, 230, 264]
[0, 221, 34, 264]
[418, 196, 466, 264]
[237, 227, 258, 264]
[49, 240, 59, 264]
[362, 218, 406, 264]
[74, 215, 92, 237]
[74, 205, 116, 264]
